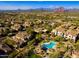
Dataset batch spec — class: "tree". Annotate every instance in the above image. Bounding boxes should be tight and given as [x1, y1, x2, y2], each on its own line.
[54, 36, 64, 42]
[49, 51, 64, 58]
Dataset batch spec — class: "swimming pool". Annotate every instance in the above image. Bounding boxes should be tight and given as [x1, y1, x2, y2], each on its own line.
[42, 41, 56, 50]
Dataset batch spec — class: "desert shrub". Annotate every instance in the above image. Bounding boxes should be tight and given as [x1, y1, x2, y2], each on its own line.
[9, 50, 19, 58]
[54, 36, 64, 42]
[49, 51, 64, 58]
[3, 37, 17, 48]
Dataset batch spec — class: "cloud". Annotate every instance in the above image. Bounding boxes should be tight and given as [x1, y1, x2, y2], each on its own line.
[48, 5, 64, 9]
[47, 5, 79, 9]
[0, 5, 32, 10]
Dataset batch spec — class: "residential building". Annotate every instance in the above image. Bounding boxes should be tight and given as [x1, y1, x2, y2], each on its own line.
[51, 24, 79, 42]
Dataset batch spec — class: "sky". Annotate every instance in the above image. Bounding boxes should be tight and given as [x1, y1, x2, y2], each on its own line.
[0, 1, 79, 10]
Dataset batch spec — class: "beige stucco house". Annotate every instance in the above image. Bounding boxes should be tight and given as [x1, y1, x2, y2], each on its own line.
[51, 24, 79, 42]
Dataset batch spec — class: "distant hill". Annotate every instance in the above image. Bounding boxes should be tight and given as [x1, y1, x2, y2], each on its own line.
[0, 8, 54, 12]
[0, 7, 79, 12]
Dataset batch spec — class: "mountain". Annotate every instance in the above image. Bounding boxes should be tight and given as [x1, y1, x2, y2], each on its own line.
[0, 7, 79, 12]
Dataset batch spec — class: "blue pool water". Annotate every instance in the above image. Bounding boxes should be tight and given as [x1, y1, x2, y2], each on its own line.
[42, 41, 56, 50]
